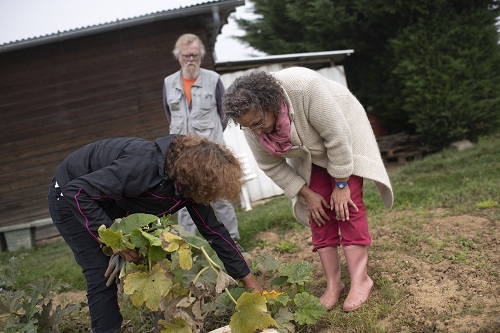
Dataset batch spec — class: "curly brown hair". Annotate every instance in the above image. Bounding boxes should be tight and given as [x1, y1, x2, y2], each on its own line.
[165, 134, 243, 205]
[222, 71, 285, 122]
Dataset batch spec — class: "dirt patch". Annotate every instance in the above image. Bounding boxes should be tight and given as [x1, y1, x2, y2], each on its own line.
[51, 290, 87, 309]
[251, 211, 499, 332]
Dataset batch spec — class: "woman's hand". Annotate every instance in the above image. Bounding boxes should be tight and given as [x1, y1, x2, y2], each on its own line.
[241, 273, 263, 293]
[330, 186, 358, 221]
[299, 185, 331, 226]
[113, 248, 141, 262]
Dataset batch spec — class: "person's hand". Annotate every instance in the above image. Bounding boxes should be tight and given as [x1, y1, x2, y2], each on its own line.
[104, 253, 124, 287]
[115, 248, 141, 262]
[241, 273, 263, 293]
[104, 249, 141, 287]
[330, 186, 358, 221]
[299, 185, 331, 226]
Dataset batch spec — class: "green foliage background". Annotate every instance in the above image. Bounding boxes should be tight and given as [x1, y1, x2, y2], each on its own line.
[236, 0, 500, 147]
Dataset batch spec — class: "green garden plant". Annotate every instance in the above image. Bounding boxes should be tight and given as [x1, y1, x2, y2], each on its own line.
[0, 254, 79, 333]
[274, 240, 298, 253]
[98, 213, 326, 333]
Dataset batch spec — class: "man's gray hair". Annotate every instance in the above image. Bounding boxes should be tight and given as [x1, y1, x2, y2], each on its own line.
[172, 33, 206, 59]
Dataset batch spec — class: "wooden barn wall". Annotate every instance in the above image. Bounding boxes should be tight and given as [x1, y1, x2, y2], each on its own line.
[0, 16, 216, 228]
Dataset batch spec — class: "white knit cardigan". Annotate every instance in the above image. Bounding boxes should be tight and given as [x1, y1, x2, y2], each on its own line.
[243, 67, 394, 226]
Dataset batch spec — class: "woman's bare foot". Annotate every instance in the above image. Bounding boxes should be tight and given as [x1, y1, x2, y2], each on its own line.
[320, 282, 345, 310]
[343, 276, 373, 311]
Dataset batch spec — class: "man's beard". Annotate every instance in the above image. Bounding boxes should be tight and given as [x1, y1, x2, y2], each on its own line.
[183, 64, 199, 79]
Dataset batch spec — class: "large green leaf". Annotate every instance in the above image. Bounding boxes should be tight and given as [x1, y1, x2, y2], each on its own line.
[178, 245, 193, 270]
[160, 232, 193, 270]
[0, 254, 26, 289]
[112, 213, 159, 233]
[274, 307, 295, 333]
[270, 275, 288, 287]
[254, 253, 281, 274]
[0, 290, 25, 313]
[230, 292, 277, 333]
[149, 245, 169, 261]
[293, 292, 326, 325]
[123, 263, 173, 311]
[276, 293, 291, 307]
[97, 226, 134, 251]
[161, 232, 186, 252]
[130, 228, 161, 247]
[278, 261, 313, 286]
[182, 234, 209, 248]
[129, 228, 149, 248]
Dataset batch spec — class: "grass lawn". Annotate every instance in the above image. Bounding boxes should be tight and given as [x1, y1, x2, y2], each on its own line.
[1, 132, 498, 332]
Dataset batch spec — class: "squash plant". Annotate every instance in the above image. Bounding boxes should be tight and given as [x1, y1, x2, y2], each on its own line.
[98, 213, 326, 333]
[0, 254, 79, 333]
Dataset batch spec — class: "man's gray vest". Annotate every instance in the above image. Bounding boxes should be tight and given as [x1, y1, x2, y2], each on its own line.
[164, 68, 224, 144]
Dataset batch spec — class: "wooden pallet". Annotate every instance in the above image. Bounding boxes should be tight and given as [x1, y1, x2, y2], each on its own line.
[377, 132, 436, 163]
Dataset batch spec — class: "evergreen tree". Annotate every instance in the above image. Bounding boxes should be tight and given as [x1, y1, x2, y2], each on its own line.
[236, 0, 500, 147]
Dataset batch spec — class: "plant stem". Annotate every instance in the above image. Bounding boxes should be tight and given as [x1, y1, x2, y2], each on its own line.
[196, 246, 238, 305]
[225, 287, 237, 305]
[193, 267, 210, 284]
[200, 247, 222, 271]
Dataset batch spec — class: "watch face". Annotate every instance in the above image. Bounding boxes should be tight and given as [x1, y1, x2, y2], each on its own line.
[338, 183, 345, 188]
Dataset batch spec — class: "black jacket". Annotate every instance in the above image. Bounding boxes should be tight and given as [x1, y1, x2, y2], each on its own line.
[54, 135, 249, 279]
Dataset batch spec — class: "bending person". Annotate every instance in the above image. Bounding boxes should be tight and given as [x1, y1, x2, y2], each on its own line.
[47, 134, 261, 333]
[222, 67, 393, 312]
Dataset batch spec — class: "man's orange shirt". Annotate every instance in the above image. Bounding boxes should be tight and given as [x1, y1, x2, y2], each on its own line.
[182, 76, 197, 106]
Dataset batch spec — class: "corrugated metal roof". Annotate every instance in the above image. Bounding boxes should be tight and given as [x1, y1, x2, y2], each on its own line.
[0, 0, 244, 53]
[215, 50, 354, 73]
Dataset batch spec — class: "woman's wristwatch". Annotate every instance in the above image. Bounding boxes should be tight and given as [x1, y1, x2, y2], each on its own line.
[335, 181, 348, 189]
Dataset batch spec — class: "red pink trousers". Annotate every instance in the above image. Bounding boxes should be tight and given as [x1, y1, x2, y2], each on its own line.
[309, 164, 371, 251]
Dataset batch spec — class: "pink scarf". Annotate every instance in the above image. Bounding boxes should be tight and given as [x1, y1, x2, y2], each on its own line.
[258, 103, 292, 157]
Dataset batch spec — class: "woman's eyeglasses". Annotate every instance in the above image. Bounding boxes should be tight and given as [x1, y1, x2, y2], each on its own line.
[181, 53, 201, 60]
[240, 118, 264, 131]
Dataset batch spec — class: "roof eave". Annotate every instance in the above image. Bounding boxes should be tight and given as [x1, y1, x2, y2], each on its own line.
[0, 0, 244, 54]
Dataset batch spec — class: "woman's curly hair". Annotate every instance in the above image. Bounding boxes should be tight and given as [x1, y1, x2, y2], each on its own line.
[222, 70, 285, 122]
[166, 134, 243, 205]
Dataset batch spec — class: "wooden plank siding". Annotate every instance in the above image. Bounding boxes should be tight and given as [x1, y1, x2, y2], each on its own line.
[0, 15, 218, 228]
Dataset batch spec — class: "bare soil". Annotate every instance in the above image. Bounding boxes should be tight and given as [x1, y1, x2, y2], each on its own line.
[251, 210, 499, 332]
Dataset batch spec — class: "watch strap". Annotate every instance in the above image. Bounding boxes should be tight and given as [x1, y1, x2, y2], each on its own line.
[335, 181, 348, 189]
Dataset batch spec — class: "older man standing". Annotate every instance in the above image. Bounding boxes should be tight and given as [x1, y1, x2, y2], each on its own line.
[163, 33, 243, 249]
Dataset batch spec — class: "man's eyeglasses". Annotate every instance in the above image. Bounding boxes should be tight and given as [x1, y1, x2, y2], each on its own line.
[240, 118, 264, 131]
[181, 53, 201, 60]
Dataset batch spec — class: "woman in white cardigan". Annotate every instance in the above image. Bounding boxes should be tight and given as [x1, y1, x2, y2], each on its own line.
[222, 67, 393, 311]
